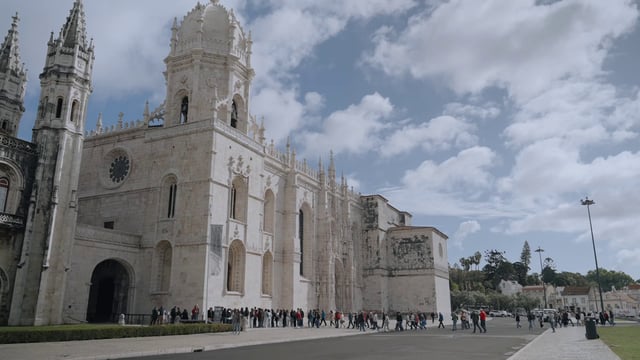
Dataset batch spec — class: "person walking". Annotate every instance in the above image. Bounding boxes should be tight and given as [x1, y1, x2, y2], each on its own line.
[527, 312, 535, 331]
[471, 310, 480, 333]
[479, 308, 487, 333]
[395, 312, 404, 331]
[382, 312, 390, 332]
[451, 312, 458, 331]
[437, 312, 445, 328]
[515, 313, 521, 328]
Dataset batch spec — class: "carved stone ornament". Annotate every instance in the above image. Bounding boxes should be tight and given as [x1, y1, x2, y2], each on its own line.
[229, 155, 251, 177]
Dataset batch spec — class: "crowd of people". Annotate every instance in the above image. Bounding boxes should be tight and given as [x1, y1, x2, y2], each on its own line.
[148, 305, 480, 334]
[517, 309, 616, 333]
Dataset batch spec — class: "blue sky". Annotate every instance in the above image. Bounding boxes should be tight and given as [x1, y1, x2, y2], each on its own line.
[2, 0, 640, 280]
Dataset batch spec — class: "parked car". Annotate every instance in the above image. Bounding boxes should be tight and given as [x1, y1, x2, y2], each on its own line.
[489, 310, 509, 317]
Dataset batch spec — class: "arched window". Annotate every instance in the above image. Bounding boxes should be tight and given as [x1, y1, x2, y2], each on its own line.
[70, 100, 78, 122]
[262, 251, 273, 296]
[229, 177, 247, 223]
[230, 100, 238, 128]
[299, 203, 313, 278]
[154, 241, 172, 292]
[0, 177, 8, 212]
[227, 240, 245, 293]
[180, 96, 189, 124]
[55, 98, 64, 118]
[263, 190, 275, 234]
[167, 181, 177, 218]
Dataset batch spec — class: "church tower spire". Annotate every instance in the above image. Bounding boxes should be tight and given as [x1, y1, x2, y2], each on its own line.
[34, 0, 94, 133]
[164, 2, 254, 131]
[10, 0, 94, 326]
[0, 13, 27, 137]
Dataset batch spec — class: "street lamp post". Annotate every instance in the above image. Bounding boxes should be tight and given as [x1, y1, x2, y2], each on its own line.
[581, 197, 605, 315]
[535, 246, 548, 308]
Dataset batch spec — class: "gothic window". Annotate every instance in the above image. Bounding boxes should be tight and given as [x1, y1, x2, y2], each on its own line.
[154, 241, 172, 292]
[299, 209, 304, 276]
[227, 240, 245, 293]
[229, 177, 247, 223]
[0, 178, 8, 212]
[70, 100, 78, 122]
[262, 251, 273, 296]
[167, 182, 177, 218]
[230, 100, 238, 128]
[299, 203, 313, 278]
[263, 190, 275, 234]
[230, 185, 237, 219]
[55, 98, 64, 118]
[180, 96, 189, 124]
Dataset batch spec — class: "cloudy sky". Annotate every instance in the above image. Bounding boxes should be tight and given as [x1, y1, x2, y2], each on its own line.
[2, 0, 640, 281]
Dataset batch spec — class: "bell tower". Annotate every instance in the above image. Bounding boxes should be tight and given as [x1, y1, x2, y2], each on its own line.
[163, 0, 254, 132]
[0, 13, 27, 137]
[9, 0, 94, 325]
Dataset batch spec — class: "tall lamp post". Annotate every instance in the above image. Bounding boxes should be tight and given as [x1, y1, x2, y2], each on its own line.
[535, 246, 548, 308]
[581, 197, 605, 314]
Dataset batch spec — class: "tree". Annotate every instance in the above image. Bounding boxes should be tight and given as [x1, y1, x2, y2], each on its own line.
[473, 251, 482, 270]
[512, 261, 528, 285]
[459, 257, 471, 271]
[483, 250, 514, 289]
[585, 269, 634, 292]
[520, 241, 531, 273]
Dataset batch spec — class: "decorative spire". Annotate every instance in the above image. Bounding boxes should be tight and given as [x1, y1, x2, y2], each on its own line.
[0, 12, 25, 75]
[328, 150, 336, 179]
[58, 0, 89, 50]
[143, 100, 150, 122]
[96, 113, 103, 133]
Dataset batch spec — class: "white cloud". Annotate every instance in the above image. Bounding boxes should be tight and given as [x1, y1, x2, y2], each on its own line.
[363, 0, 638, 100]
[298, 92, 393, 157]
[452, 220, 481, 249]
[444, 102, 501, 120]
[381, 115, 478, 158]
[250, 87, 306, 143]
[304, 92, 325, 113]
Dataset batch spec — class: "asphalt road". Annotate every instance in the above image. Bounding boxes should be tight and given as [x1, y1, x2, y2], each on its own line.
[121, 317, 547, 360]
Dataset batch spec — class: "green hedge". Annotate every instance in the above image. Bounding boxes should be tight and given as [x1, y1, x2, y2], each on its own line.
[0, 323, 232, 344]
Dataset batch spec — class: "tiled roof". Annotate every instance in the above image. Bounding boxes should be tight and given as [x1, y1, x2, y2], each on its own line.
[562, 286, 591, 296]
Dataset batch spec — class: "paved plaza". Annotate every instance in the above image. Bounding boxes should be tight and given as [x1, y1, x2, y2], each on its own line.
[0, 318, 629, 360]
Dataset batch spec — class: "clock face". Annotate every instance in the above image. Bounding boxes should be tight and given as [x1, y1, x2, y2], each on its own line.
[109, 155, 130, 183]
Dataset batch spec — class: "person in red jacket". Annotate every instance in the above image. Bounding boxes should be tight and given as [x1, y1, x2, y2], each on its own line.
[479, 308, 487, 333]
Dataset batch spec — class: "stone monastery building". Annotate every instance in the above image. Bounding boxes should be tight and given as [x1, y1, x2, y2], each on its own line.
[0, 0, 451, 325]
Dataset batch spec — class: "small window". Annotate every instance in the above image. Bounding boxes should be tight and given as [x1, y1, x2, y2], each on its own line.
[103, 221, 114, 229]
[180, 96, 189, 124]
[167, 183, 177, 218]
[230, 101, 238, 128]
[56, 98, 64, 118]
[1, 121, 6, 130]
[70, 100, 78, 122]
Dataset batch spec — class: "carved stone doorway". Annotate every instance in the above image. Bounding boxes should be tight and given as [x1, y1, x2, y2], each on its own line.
[86, 259, 130, 323]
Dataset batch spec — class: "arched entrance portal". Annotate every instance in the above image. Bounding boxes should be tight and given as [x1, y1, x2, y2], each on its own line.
[86, 259, 130, 323]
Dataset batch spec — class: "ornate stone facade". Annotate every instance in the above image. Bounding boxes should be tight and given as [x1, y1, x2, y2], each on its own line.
[0, 1, 451, 325]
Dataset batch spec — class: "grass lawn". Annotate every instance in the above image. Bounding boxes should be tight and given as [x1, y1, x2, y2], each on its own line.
[599, 325, 640, 360]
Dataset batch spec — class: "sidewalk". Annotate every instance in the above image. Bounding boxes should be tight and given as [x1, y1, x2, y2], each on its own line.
[508, 324, 621, 360]
[0, 321, 623, 360]
[0, 326, 364, 360]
